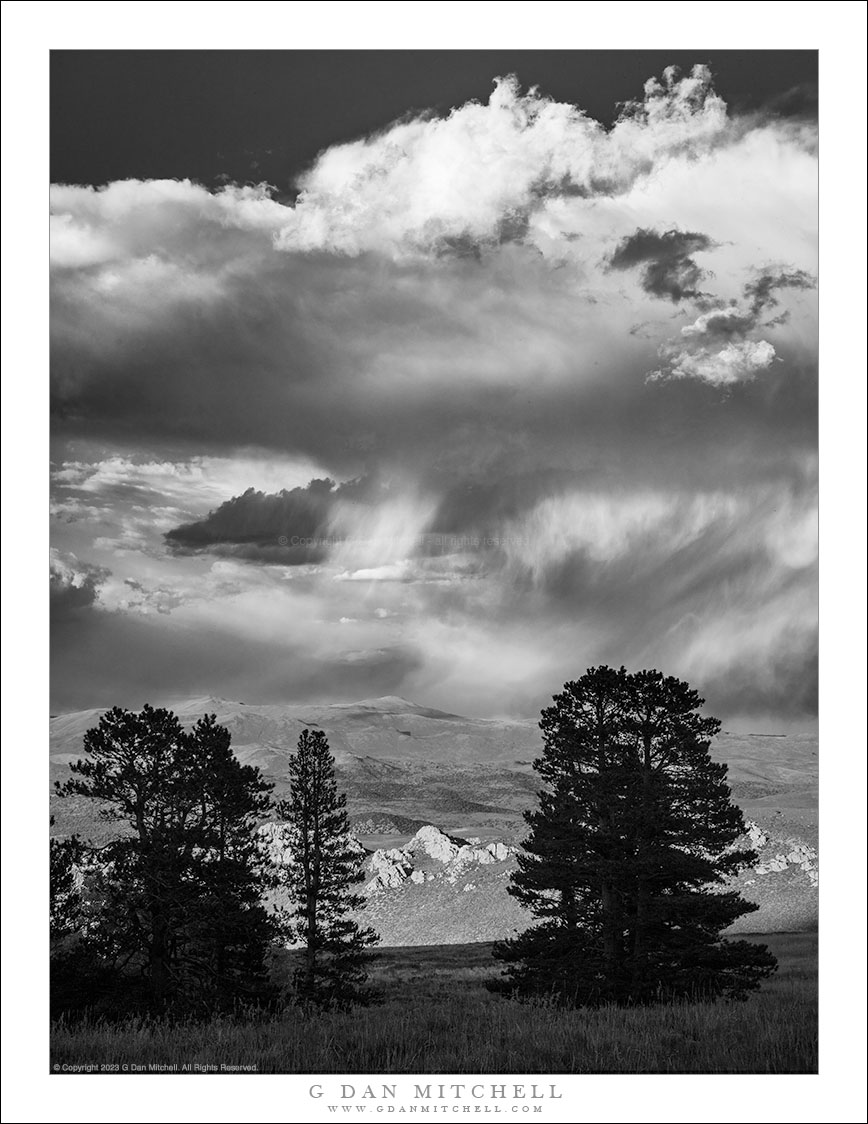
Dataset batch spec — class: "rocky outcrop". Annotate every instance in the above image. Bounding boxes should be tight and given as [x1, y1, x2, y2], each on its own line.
[403, 824, 462, 863]
[258, 815, 816, 943]
[444, 841, 514, 883]
[366, 848, 414, 889]
[741, 819, 819, 888]
[744, 820, 769, 851]
[740, 819, 818, 889]
[363, 825, 518, 893]
[361, 819, 818, 943]
[257, 821, 297, 865]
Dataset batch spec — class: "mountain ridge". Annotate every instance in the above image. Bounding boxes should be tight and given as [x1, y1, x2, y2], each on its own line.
[49, 694, 818, 785]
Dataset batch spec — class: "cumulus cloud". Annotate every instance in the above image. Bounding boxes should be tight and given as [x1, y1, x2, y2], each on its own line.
[50, 78, 818, 465]
[654, 339, 777, 386]
[49, 179, 286, 271]
[275, 67, 728, 259]
[49, 75, 816, 469]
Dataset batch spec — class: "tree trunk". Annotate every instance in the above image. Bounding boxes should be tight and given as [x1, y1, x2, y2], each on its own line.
[631, 727, 654, 988]
[303, 758, 320, 1000]
[601, 881, 619, 965]
[150, 917, 170, 1009]
[304, 890, 317, 997]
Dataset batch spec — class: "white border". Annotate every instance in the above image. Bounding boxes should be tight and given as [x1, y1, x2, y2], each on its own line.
[2, 3, 866, 1122]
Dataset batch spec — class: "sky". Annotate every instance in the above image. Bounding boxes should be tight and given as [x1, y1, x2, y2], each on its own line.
[49, 50, 818, 727]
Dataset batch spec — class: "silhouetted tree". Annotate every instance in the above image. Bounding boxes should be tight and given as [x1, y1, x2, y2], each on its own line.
[54, 706, 276, 1013]
[50, 816, 83, 946]
[50, 818, 107, 1017]
[49, 816, 121, 1017]
[275, 729, 378, 1009]
[493, 667, 777, 1005]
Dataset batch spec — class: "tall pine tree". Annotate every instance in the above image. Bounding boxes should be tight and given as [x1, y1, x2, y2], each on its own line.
[55, 706, 277, 1013]
[493, 667, 777, 1005]
[275, 729, 378, 1009]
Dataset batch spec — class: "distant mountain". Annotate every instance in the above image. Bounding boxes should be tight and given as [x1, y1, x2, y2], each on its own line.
[50, 695, 540, 769]
[50, 696, 543, 841]
[49, 695, 818, 830]
[49, 695, 818, 936]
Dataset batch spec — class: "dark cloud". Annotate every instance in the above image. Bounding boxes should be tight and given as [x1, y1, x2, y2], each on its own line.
[744, 267, 816, 317]
[166, 477, 380, 561]
[608, 228, 717, 302]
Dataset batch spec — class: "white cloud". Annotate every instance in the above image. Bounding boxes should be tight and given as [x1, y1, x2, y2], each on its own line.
[49, 70, 816, 460]
[53, 453, 323, 519]
[276, 68, 729, 260]
[653, 339, 777, 386]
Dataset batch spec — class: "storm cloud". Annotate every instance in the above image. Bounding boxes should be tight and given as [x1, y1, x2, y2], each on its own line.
[166, 478, 381, 563]
[49, 66, 818, 727]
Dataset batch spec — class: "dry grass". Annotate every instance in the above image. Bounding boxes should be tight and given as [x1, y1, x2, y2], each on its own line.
[50, 933, 816, 1074]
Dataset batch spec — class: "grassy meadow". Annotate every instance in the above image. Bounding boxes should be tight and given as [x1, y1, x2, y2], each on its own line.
[50, 932, 816, 1074]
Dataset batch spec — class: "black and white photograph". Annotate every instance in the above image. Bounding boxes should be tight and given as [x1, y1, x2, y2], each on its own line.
[2, 4, 867, 1122]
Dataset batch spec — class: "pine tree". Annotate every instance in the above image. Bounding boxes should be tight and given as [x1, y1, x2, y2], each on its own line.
[50, 816, 83, 946]
[54, 706, 277, 1013]
[493, 667, 777, 1005]
[275, 729, 378, 1009]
